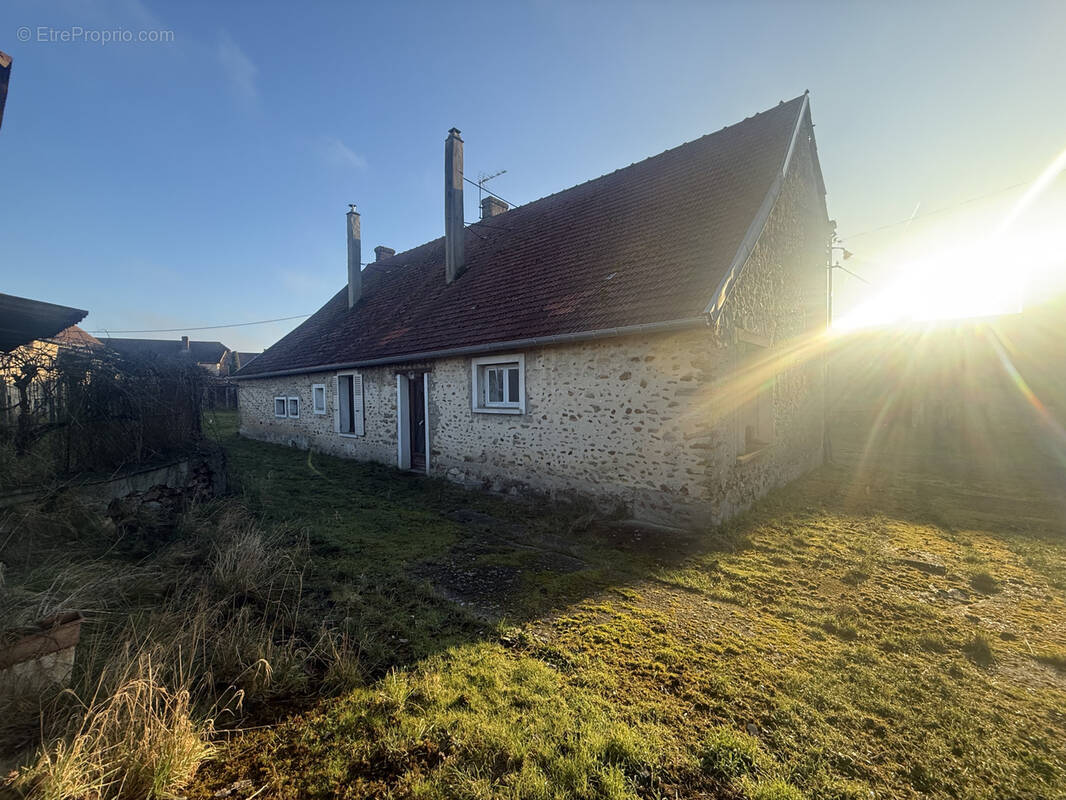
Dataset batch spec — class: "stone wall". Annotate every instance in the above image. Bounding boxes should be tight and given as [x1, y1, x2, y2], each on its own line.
[237, 366, 398, 465]
[706, 126, 830, 517]
[238, 330, 724, 524]
[426, 330, 722, 524]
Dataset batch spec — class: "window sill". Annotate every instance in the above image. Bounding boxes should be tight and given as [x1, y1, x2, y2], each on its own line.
[338, 432, 363, 438]
[736, 445, 770, 465]
[473, 406, 524, 415]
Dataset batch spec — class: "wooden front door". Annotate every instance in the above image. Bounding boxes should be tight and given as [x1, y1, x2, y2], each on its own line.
[409, 374, 426, 472]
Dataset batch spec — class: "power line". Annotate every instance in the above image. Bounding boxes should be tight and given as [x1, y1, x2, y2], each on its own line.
[832, 263, 873, 285]
[91, 314, 312, 335]
[94, 180, 1017, 337]
[839, 181, 1028, 241]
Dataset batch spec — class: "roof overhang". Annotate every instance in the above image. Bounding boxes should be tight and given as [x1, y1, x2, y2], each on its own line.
[0, 293, 88, 352]
[233, 316, 709, 380]
[703, 93, 813, 323]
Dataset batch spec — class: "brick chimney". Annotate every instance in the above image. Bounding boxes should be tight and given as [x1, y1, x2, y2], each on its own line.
[375, 245, 395, 262]
[347, 205, 361, 309]
[444, 128, 465, 283]
[480, 196, 508, 219]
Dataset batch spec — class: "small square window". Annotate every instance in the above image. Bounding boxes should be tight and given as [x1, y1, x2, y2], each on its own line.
[312, 384, 326, 414]
[287, 397, 300, 418]
[471, 355, 525, 414]
[274, 397, 286, 418]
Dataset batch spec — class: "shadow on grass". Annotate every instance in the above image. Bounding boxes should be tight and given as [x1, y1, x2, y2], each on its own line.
[202, 405, 1066, 689]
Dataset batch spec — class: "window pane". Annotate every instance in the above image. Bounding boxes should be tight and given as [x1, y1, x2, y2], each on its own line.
[275, 398, 286, 417]
[313, 387, 324, 411]
[488, 368, 503, 403]
[339, 376, 350, 431]
[507, 368, 519, 403]
[288, 398, 299, 417]
[346, 376, 355, 432]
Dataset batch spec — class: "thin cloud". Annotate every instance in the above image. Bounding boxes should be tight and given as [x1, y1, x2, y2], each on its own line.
[319, 136, 368, 170]
[217, 32, 258, 104]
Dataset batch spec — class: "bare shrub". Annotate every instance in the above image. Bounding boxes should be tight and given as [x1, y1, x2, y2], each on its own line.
[0, 345, 205, 491]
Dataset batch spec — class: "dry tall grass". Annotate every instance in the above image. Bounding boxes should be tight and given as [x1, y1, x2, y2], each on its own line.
[13, 657, 212, 800]
[0, 498, 342, 800]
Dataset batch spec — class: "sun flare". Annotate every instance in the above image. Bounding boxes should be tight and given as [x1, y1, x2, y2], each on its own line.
[836, 146, 1066, 331]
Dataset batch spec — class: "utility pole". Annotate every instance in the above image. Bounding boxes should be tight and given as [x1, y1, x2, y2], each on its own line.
[823, 227, 857, 464]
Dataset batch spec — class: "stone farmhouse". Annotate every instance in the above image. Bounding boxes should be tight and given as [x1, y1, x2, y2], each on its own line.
[235, 94, 831, 526]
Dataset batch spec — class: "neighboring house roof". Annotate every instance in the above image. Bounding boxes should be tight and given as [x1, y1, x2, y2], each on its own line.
[50, 325, 103, 349]
[0, 293, 88, 352]
[235, 352, 261, 369]
[238, 95, 818, 379]
[104, 337, 230, 365]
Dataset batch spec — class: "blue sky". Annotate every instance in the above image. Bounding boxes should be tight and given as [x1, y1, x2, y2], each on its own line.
[2, 0, 1065, 349]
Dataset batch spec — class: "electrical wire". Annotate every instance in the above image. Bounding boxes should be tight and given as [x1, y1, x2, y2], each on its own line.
[463, 176, 516, 208]
[839, 181, 1028, 241]
[101, 180, 1024, 336]
[90, 314, 312, 335]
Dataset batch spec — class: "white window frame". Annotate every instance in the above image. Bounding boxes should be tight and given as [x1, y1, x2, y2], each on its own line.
[273, 397, 287, 418]
[287, 396, 300, 418]
[336, 371, 365, 437]
[471, 354, 525, 414]
[312, 383, 327, 415]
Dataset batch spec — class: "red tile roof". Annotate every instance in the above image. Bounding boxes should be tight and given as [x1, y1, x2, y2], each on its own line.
[51, 325, 103, 349]
[238, 96, 808, 378]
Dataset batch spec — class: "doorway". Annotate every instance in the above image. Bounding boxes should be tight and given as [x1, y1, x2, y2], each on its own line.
[409, 374, 426, 472]
[396, 372, 429, 473]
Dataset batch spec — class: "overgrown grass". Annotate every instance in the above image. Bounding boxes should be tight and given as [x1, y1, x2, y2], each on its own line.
[189, 411, 1065, 799]
[5, 410, 1066, 799]
[0, 493, 364, 798]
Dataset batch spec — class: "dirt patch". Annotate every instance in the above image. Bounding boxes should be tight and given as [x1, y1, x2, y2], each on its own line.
[413, 508, 589, 618]
[587, 520, 708, 559]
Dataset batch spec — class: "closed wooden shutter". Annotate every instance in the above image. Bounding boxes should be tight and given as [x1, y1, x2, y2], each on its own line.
[351, 373, 364, 436]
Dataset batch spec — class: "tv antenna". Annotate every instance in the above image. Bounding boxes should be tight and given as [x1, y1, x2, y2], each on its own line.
[476, 169, 507, 205]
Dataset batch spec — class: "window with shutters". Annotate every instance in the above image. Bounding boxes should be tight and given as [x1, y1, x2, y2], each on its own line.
[471, 354, 525, 414]
[312, 384, 327, 414]
[337, 372, 365, 436]
[274, 397, 287, 418]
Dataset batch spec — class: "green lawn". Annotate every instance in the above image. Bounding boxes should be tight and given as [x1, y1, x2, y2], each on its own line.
[186, 410, 1066, 800]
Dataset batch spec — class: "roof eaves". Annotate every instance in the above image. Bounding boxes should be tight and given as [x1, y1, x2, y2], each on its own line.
[233, 316, 709, 380]
[703, 93, 811, 323]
